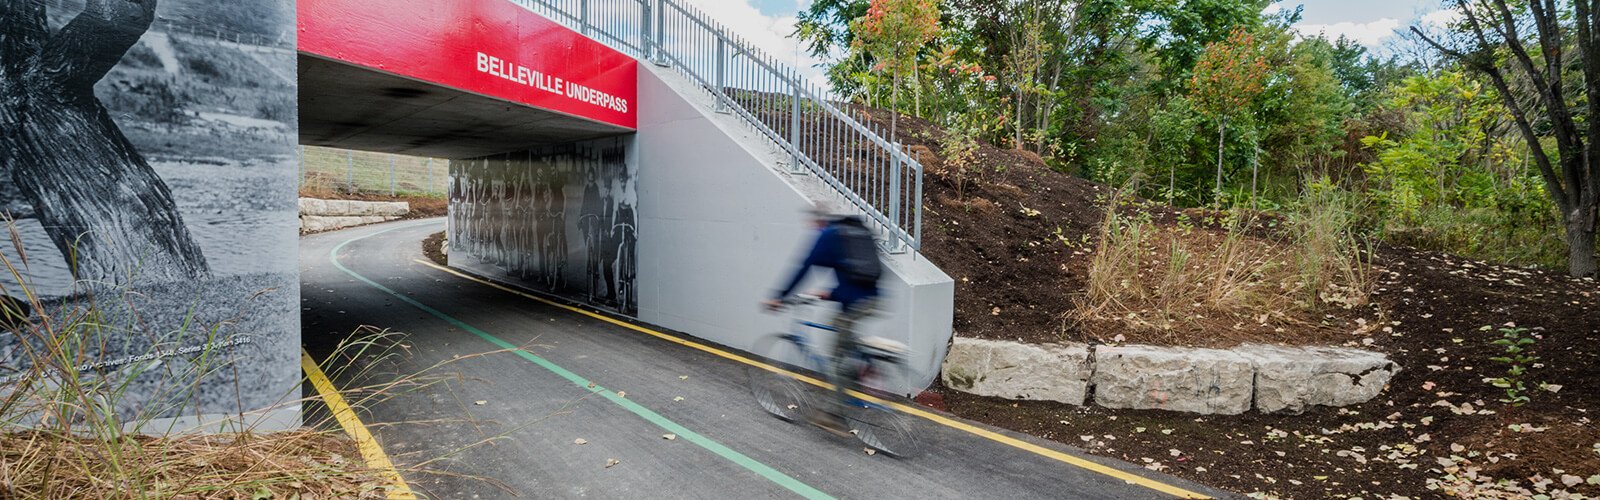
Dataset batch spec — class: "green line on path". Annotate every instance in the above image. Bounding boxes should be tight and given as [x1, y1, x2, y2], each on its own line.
[327, 222, 834, 500]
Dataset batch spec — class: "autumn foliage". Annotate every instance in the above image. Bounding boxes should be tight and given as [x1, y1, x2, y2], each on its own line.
[1190, 28, 1271, 121]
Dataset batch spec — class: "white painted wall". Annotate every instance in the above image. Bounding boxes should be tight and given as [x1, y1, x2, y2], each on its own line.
[633, 62, 953, 389]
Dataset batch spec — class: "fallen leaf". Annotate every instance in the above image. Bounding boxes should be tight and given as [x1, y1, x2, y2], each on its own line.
[588, 382, 596, 388]
[617, 391, 627, 398]
[662, 434, 677, 440]
[679, 375, 689, 380]
[474, 400, 486, 406]
[865, 448, 877, 456]
[574, 438, 588, 445]
[1423, 381, 1436, 390]
[673, 396, 685, 402]
[605, 459, 620, 468]
[1563, 475, 1584, 487]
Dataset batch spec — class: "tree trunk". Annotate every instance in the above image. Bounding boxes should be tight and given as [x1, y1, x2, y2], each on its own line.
[1568, 206, 1598, 277]
[0, 0, 208, 287]
[1251, 143, 1259, 211]
[1214, 120, 1226, 208]
[890, 67, 899, 141]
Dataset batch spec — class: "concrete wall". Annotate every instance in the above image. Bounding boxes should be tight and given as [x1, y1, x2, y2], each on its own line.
[632, 63, 954, 390]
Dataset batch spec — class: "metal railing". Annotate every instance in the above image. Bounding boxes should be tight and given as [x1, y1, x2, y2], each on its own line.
[300, 146, 448, 197]
[509, 0, 923, 251]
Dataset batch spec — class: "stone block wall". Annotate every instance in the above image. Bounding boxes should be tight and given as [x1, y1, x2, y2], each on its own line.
[943, 338, 1400, 415]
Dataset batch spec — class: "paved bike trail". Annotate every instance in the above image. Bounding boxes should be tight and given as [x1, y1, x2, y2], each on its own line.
[300, 218, 1236, 499]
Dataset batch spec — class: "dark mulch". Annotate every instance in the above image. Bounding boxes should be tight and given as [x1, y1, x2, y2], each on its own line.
[422, 231, 447, 266]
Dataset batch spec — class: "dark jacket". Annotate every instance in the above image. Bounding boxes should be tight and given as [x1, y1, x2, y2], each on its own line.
[774, 216, 880, 308]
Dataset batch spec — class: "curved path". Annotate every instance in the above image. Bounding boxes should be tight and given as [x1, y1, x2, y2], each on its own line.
[300, 218, 1235, 499]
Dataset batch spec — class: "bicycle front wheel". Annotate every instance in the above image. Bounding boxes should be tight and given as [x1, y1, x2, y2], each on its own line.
[849, 403, 920, 458]
[746, 333, 815, 422]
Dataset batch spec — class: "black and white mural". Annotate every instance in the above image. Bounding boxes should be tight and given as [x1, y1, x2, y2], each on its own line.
[449, 136, 637, 315]
[0, 0, 298, 427]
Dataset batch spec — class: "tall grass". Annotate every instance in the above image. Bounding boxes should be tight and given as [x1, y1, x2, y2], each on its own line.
[1080, 181, 1374, 341]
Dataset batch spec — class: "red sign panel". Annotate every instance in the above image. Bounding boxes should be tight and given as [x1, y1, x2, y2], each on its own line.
[299, 0, 637, 129]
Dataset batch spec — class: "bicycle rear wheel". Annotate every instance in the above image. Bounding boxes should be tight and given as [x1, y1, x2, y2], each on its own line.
[848, 403, 920, 458]
[747, 333, 815, 422]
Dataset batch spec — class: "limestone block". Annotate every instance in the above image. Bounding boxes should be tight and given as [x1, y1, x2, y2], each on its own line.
[297, 198, 326, 216]
[1091, 345, 1253, 415]
[372, 202, 409, 217]
[941, 337, 1091, 405]
[1235, 344, 1399, 414]
[298, 215, 329, 233]
[323, 199, 352, 216]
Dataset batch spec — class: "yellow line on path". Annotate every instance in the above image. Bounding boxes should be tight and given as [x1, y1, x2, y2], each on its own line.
[301, 350, 417, 500]
[414, 259, 1211, 499]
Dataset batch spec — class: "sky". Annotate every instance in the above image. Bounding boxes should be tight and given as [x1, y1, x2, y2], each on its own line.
[673, 0, 1455, 88]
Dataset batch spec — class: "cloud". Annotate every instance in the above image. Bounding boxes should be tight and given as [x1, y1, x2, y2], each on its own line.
[1296, 18, 1402, 47]
[1419, 8, 1462, 28]
[675, 0, 832, 90]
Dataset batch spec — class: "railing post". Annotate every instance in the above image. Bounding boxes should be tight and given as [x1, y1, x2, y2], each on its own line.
[580, 0, 590, 36]
[389, 155, 396, 196]
[640, 0, 652, 60]
[789, 83, 802, 174]
[653, 0, 669, 66]
[889, 145, 903, 253]
[346, 150, 353, 192]
[714, 38, 728, 113]
[914, 149, 923, 250]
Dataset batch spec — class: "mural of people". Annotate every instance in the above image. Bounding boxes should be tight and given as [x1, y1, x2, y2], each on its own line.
[578, 166, 605, 302]
[448, 137, 635, 315]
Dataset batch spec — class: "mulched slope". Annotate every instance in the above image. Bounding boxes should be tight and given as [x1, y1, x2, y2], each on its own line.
[868, 111, 1369, 348]
[845, 109, 1600, 498]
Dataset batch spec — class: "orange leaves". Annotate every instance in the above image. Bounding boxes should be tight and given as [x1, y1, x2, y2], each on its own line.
[851, 0, 942, 74]
[1190, 27, 1271, 119]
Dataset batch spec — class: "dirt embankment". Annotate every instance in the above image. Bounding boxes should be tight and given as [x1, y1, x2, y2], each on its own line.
[855, 108, 1600, 499]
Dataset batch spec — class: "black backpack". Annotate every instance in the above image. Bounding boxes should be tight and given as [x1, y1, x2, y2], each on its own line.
[830, 216, 882, 287]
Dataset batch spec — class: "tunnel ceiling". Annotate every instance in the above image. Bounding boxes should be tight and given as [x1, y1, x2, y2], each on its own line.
[298, 55, 632, 160]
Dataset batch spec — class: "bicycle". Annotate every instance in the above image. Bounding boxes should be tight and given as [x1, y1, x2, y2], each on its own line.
[747, 295, 921, 457]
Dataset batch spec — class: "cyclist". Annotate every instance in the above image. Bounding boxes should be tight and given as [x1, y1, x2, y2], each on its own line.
[763, 201, 882, 437]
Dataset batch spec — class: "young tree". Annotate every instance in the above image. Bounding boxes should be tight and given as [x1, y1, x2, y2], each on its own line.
[851, 0, 941, 139]
[1413, 0, 1600, 276]
[0, 0, 209, 286]
[1190, 28, 1270, 206]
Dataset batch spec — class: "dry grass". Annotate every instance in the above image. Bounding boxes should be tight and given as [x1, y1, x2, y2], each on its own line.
[0, 430, 389, 499]
[1079, 186, 1374, 344]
